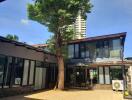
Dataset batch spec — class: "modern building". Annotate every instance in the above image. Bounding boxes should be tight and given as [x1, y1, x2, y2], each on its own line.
[74, 12, 86, 39]
[67, 11, 86, 40]
[66, 32, 132, 90]
[0, 36, 57, 97]
[0, 32, 132, 98]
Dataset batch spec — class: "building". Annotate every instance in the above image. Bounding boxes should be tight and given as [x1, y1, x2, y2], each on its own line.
[0, 36, 57, 97]
[32, 44, 48, 51]
[67, 11, 86, 40]
[66, 32, 132, 90]
[74, 12, 86, 39]
[1, 32, 132, 98]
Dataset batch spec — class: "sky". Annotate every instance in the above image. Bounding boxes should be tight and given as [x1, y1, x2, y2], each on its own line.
[0, 0, 132, 57]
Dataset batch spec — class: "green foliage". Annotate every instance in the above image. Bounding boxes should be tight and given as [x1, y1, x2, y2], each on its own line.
[46, 26, 75, 59]
[5, 34, 19, 41]
[28, 0, 92, 58]
[28, 0, 92, 33]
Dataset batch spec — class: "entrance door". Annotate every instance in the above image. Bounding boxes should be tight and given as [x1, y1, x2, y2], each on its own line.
[87, 68, 98, 85]
[76, 68, 86, 87]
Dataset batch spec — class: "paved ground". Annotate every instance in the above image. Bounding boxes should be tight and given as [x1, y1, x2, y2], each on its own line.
[1, 90, 127, 100]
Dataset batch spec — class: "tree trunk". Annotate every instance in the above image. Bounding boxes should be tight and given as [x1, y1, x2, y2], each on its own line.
[55, 31, 65, 90]
[57, 53, 65, 90]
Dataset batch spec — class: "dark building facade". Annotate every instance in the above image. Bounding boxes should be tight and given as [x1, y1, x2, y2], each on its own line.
[66, 32, 128, 89]
[0, 36, 57, 97]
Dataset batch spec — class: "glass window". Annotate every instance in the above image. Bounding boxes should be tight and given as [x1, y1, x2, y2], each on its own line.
[110, 66, 123, 80]
[13, 58, 23, 85]
[99, 67, 104, 84]
[110, 39, 121, 58]
[80, 43, 85, 58]
[103, 41, 109, 58]
[68, 44, 74, 58]
[34, 61, 44, 90]
[22, 60, 29, 85]
[29, 61, 35, 85]
[4, 57, 12, 87]
[0, 55, 6, 86]
[35, 67, 43, 90]
[49, 64, 56, 82]
[96, 41, 103, 58]
[112, 39, 121, 50]
[85, 43, 90, 58]
[74, 44, 79, 58]
[36, 61, 43, 68]
[104, 67, 110, 84]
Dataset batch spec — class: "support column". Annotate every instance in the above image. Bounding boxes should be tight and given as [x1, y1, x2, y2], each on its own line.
[85, 68, 87, 86]
[128, 66, 132, 93]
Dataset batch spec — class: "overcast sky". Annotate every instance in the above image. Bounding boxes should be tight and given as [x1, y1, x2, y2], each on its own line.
[0, 0, 132, 57]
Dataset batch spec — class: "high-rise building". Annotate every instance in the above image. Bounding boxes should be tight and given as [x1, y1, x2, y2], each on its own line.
[66, 11, 87, 40]
[74, 12, 86, 39]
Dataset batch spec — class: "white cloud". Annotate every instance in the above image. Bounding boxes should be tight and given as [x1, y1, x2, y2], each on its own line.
[21, 19, 29, 25]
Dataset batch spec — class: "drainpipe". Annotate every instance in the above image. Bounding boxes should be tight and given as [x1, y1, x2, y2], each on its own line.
[120, 37, 126, 98]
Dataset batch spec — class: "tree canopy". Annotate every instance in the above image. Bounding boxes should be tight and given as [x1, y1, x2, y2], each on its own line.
[6, 34, 19, 41]
[28, 0, 92, 33]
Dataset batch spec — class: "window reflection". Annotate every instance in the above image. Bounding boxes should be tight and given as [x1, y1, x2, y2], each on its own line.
[74, 44, 79, 58]
[12, 58, 23, 86]
[4, 57, 12, 88]
[110, 39, 121, 58]
[68, 44, 74, 58]
[80, 43, 85, 58]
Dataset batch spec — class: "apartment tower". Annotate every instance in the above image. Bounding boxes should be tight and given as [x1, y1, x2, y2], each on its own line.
[74, 11, 86, 39]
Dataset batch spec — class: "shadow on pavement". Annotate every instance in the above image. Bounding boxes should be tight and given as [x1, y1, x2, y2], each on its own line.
[0, 89, 51, 100]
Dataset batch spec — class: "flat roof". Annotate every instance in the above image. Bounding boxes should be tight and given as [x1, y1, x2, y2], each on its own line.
[69, 32, 126, 44]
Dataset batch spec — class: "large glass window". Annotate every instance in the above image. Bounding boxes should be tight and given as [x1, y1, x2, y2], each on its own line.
[29, 61, 35, 85]
[80, 43, 85, 58]
[104, 67, 110, 84]
[50, 64, 57, 82]
[85, 43, 90, 58]
[110, 66, 123, 80]
[13, 58, 23, 86]
[112, 39, 121, 50]
[74, 44, 79, 58]
[34, 61, 43, 90]
[4, 57, 12, 87]
[110, 39, 121, 58]
[0, 55, 6, 86]
[96, 41, 103, 58]
[68, 44, 74, 58]
[99, 67, 104, 84]
[22, 60, 29, 85]
[103, 41, 109, 58]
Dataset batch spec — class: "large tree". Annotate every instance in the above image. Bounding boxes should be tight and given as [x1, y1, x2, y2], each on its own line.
[6, 34, 19, 41]
[28, 0, 92, 90]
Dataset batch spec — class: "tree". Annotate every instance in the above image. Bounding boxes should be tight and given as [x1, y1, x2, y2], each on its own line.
[46, 26, 75, 60]
[6, 34, 19, 41]
[28, 0, 92, 90]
